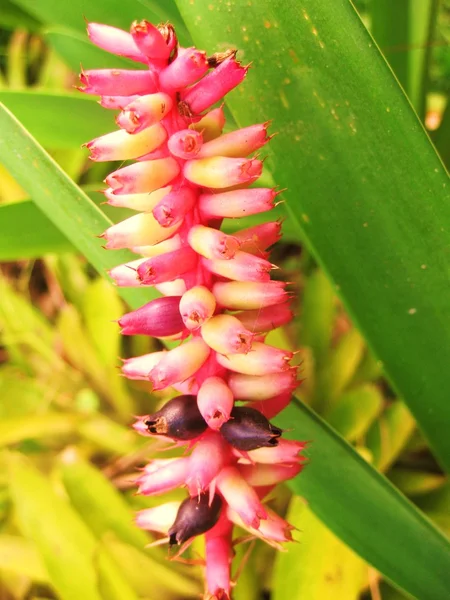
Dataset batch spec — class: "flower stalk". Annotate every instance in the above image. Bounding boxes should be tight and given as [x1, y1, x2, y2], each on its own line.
[81, 19, 305, 599]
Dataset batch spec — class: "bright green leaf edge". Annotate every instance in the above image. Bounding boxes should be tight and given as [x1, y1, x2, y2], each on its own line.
[10, 0, 191, 45]
[176, 0, 450, 472]
[0, 90, 116, 149]
[275, 400, 450, 600]
[0, 103, 153, 310]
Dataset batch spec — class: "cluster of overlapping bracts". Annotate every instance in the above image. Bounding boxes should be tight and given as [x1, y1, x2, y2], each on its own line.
[80, 19, 305, 599]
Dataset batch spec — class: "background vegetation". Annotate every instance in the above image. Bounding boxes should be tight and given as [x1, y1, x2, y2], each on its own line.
[0, 0, 449, 598]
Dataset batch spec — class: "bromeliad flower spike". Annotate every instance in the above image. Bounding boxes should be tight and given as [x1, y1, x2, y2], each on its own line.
[81, 19, 306, 599]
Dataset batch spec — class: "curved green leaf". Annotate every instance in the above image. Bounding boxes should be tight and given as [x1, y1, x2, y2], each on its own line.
[0, 91, 115, 148]
[7, 453, 139, 600]
[0, 535, 49, 583]
[176, 0, 450, 472]
[273, 497, 366, 600]
[275, 400, 450, 600]
[10, 0, 190, 43]
[0, 414, 79, 447]
[0, 103, 153, 311]
[0, 0, 40, 30]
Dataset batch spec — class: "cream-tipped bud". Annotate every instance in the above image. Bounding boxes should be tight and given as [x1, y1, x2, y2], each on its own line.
[104, 186, 171, 212]
[197, 123, 270, 158]
[136, 501, 182, 534]
[202, 251, 273, 282]
[188, 225, 240, 260]
[235, 303, 293, 332]
[184, 156, 262, 188]
[199, 188, 278, 219]
[215, 466, 266, 529]
[228, 368, 298, 401]
[189, 107, 226, 142]
[216, 342, 292, 375]
[212, 281, 288, 310]
[197, 376, 234, 430]
[102, 211, 181, 249]
[86, 124, 166, 161]
[179, 286, 216, 330]
[148, 337, 211, 391]
[122, 350, 167, 380]
[105, 158, 179, 195]
[201, 314, 254, 354]
[168, 129, 203, 159]
[116, 92, 173, 134]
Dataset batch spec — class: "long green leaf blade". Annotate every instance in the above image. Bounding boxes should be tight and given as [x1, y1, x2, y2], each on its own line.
[0, 91, 115, 148]
[0, 103, 153, 310]
[176, 0, 450, 471]
[275, 400, 450, 600]
[10, 0, 190, 43]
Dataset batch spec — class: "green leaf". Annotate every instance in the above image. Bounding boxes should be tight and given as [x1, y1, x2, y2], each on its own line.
[106, 538, 201, 598]
[314, 328, 365, 412]
[81, 278, 123, 368]
[0, 0, 40, 30]
[0, 535, 49, 583]
[371, 0, 438, 116]
[57, 304, 133, 416]
[177, 0, 450, 472]
[10, 0, 190, 44]
[59, 449, 149, 549]
[45, 26, 143, 71]
[0, 368, 45, 418]
[0, 200, 68, 260]
[0, 103, 153, 311]
[325, 384, 384, 441]
[300, 269, 335, 368]
[366, 400, 416, 471]
[0, 413, 80, 447]
[415, 483, 450, 536]
[274, 400, 450, 600]
[273, 497, 366, 600]
[371, 0, 410, 93]
[434, 101, 450, 169]
[59, 451, 201, 597]
[7, 452, 139, 600]
[0, 91, 115, 148]
[388, 468, 446, 497]
[78, 415, 142, 455]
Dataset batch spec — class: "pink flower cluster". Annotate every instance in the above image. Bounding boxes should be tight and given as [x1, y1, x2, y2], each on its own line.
[81, 20, 305, 599]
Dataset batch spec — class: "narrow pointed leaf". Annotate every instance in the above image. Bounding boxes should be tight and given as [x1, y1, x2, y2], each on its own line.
[273, 498, 366, 600]
[11, 0, 190, 43]
[274, 400, 450, 600]
[177, 0, 450, 472]
[0, 91, 114, 148]
[0, 103, 153, 311]
[7, 453, 139, 600]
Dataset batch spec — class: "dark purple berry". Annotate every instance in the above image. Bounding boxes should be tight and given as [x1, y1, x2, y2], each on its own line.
[168, 493, 222, 546]
[219, 406, 282, 451]
[144, 395, 207, 440]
